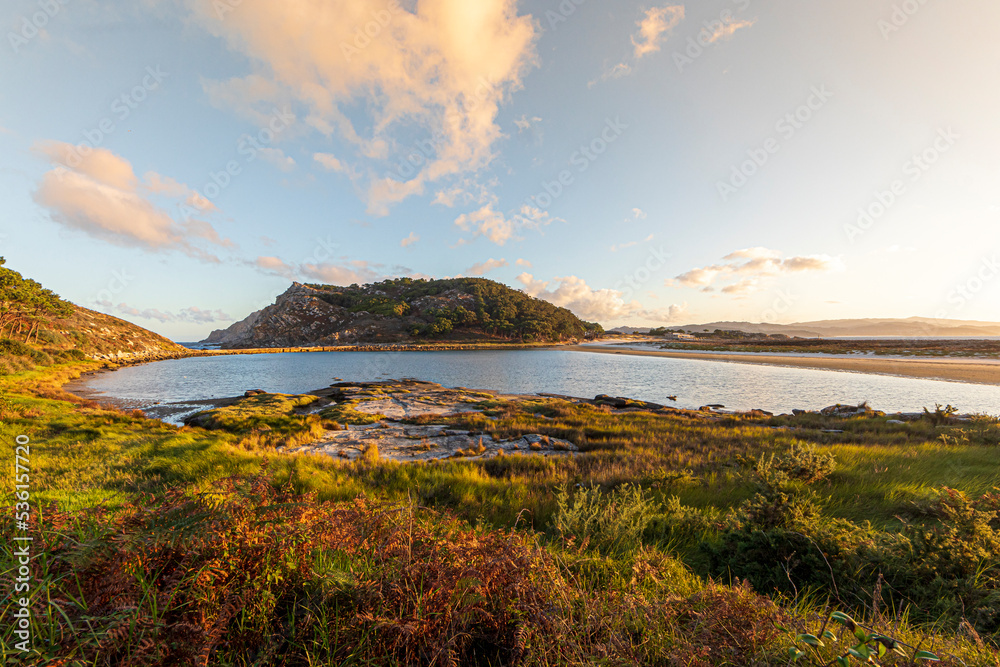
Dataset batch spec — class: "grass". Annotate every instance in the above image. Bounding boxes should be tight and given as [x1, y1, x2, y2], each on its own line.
[1, 358, 999, 664]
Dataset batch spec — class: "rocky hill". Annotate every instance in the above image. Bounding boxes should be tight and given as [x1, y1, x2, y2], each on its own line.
[203, 278, 602, 348]
[56, 306, 189, 362]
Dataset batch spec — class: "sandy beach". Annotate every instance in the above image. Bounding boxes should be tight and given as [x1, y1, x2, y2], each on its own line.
[565, 345, 1000, 386]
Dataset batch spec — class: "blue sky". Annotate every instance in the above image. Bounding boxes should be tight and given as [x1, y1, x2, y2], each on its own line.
[2, 0, 998, 340]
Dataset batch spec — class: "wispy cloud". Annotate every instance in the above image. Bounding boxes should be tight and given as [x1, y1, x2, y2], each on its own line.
[669, 247, 840, 295]
[454, 203, 558, 246]
[610, 233, 654, 252]
[513, 115, 542, 132]
[703, 17, 755, 44]
[96, 301, 233, 324]
[252, 254, 380, 286]
[590, 5, 684, 87]
[32, 141, 231, 263]
[632, 5, 685, 59]
[259, 147, 296, 172]
[464, 258, 508, 276]
[400, 232, 420, 248]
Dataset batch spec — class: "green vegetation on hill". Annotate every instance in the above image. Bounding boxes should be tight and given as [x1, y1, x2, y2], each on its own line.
[308, 277, 604, 341]
[0, 257, 73, 344]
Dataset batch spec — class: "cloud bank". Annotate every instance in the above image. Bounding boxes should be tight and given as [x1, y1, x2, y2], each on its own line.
[188, 0, 538, 215]
[33, 141, 230, 263]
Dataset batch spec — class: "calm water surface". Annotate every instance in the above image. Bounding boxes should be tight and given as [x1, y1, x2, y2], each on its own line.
[73, 349, 1000, 416]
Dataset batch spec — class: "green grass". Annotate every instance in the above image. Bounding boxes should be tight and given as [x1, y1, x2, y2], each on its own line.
[2, 360, 999, 664]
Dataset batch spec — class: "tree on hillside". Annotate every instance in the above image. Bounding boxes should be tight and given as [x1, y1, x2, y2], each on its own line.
[0, 258, 74, 343]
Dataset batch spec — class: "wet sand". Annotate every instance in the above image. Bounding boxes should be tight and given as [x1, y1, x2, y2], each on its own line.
[565, 346, 1000, 386]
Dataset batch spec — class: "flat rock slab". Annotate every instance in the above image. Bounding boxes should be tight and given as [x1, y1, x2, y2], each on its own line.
[289, 423, 578, 462]
[350, 396, 479, 419]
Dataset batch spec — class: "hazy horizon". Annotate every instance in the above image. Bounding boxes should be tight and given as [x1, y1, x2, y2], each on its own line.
[3, 0, 999, 339]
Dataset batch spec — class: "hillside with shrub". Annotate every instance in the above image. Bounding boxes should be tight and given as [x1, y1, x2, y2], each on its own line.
[0, 257, 186, 375]
[203, 278, 603, 348]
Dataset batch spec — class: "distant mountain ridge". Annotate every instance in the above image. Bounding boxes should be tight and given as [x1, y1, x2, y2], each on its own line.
[203, 279, 602, 348]
[673, 317, 1000, 338]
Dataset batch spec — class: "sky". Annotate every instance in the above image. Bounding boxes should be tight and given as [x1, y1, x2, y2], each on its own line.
[1, 0, 999, 341]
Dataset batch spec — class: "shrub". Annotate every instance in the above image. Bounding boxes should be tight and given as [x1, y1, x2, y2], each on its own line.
[867, 488, 1000, 636]
[551, 483, 659, 555]
[756, 443, 837, 486]
[668, 580, 787, 667]
[924, 403, 959, 426]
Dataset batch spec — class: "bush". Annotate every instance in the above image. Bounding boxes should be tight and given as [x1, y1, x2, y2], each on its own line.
[866, 488, 1000, 636]
[757, 442, 837, 485]
[551, 483, 659, 555]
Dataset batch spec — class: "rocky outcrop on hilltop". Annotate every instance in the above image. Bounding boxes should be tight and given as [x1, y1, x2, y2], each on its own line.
[203, 283, 405, 348]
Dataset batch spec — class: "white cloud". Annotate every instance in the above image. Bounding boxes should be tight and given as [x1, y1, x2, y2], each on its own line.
[513, 115, 541, 132]
[188, 0, 539, 215]
[703, 17, 755, 44]
[454, 203, 559, 246]
[32, 141, 230, 263]
[631, 207, 647, 220]
[432, 179, 494, 208]
[455, 205, 513, 245]
[588, 61, 633, 87]
[251, 254, 380, 286]
[259, 147, 296, 171]
[300, 261, 378, 286]
[313, 152, 347, 173]
[515, 258, 532, 268]
[670, 247, 839, 295]
[401, 232, 420, 248]
[464, 258, 508, 276]
[517, 273, 687, 324]
[254, 255, 296, 278]
[632, 5, 685, 59]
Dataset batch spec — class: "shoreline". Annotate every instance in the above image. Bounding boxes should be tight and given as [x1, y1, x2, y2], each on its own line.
[565, 345, 1000, 386]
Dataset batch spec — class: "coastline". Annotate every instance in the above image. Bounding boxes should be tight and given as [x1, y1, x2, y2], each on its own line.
[565, 345, 1000, 386]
